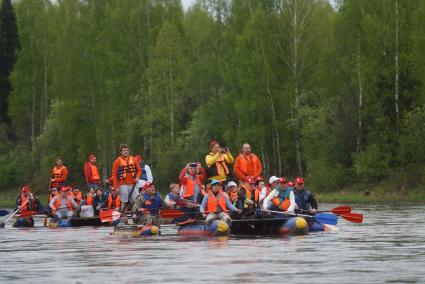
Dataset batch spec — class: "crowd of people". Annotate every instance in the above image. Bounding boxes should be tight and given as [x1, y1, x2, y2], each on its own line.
[15, 141, 318, 227]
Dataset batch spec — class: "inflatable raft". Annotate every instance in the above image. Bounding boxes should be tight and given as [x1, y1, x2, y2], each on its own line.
[231, 217, 309, 236]
[12, 217, 34, 228]
[111, 224, 160, 237]
[177, 219, 231, 237]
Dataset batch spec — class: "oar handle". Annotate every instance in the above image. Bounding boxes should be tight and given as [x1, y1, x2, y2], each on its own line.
[4, 200, 29, 223]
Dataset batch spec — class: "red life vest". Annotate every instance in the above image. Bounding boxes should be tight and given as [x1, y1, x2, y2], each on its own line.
[85, 194, 93, 205]
[183, 175, 203, 199]
[107, 194, 121, 209]
[88, 163, 100, 181]
[53, 196, 73, 212]
[206, 190, 227, 213]
[117, 156, 137, 180]
[69, 191, 83, 206]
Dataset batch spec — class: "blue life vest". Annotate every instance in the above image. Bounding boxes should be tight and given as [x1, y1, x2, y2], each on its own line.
[167, 192, 179, 202]
[294, 189, 311, 210]
[142, 192, 162, 215]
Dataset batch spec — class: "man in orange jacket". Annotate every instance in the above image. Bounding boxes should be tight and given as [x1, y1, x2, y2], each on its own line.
[84, 154, 100, 189]
[112, 144, 142, 212]
[51, 158, 68, 189]
[233, 143, 262, 183]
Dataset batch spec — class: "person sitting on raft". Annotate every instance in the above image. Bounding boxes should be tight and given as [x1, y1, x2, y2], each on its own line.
[46, 187, 59, 214]
[132, 182, 171, 226]
[85, 187, 96, 205]
[259, 176, 279, 205]
[14, 186, 42, 227]
[70, 186, 83, 206]
[49, 186, 78, 219]
[200, 180, 241, 225]
[293, 177, 318, 214]
[226, 181, 239, 206]
[164, 183, 181, 209]
[92, 188, 107, 215]
[180, 162, 206, 203]
[107, 189, 121, 211]
[262, 177, 295, 213]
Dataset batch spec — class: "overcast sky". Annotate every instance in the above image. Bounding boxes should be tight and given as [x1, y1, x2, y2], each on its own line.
[181, 0, 195, 10]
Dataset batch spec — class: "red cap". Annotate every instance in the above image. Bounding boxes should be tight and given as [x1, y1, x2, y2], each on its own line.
[287, 181, 295, 187]
[278, 177, 287, 184]
[135, 155, 143, 162]
[22, 186, 30, 193]
[246, 177, 255, 185]
[143, 182, 153, 189]
[60, 187, 69, 192]
[295, 177, 304, 184]
[255, 176, 264, 182]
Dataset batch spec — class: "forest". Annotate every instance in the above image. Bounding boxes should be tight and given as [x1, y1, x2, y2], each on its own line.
[1, 0, 425, 195]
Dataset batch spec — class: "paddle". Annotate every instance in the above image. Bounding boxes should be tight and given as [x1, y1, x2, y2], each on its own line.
[340, 212, 364, 223]
[262, 209, 338, 225]
[99, 209, 122, 223]
[175, 199, 200, 208]
[320, 206, 351, 215]
[0, 200, 29, 228]
[0, 210, 9, 217]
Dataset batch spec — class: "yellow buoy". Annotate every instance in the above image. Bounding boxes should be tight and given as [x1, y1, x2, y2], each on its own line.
[150, 226, 159, 235]
[216, 220, 229, 233]
[295, 217, 307, 230]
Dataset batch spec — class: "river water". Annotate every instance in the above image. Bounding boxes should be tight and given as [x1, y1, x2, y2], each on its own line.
[0, 203, 424, 284]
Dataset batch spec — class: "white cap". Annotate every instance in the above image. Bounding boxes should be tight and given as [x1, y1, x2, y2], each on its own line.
[268, 176, 279, 184]
[227, 181, 237, 188]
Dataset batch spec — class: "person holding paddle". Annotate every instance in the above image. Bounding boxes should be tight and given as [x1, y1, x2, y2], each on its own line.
[200, 180, 241, 225]
[49, 187, 78, 219]
[112, 144, 142, 213]
[293, 177, 318, 214]
[14, 186, 43, 227]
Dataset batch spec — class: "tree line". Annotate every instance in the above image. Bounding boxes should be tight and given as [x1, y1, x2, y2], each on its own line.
[0, 0, 424, 193]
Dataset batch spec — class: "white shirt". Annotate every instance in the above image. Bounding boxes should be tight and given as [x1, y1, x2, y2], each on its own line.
[262, 188, 295, 213]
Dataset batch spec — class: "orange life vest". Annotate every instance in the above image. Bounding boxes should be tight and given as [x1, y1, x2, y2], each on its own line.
[241, 184, 259, 203]
[237, 154, 261, 177]
[53, 196, 73, 211]
[206, 190, 227, 213]
[20, 194, 29, 211]
[117, 156, 137, 180]
[107, 194, 121, 209]
[85, 194, 93, 205]
[88, 163, 100, 181]
[208, 153, 230, 175]
[183, 175, 203, 198]
[272, 197, 290, 211]
[52, 166, 64, 179]
[228, 190, 238, 203]
[70, 192, 83, 206]
[49, 192, 59, 202]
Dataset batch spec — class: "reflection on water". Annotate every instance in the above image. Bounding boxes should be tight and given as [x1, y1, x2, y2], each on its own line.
[1, 204, 424, 283]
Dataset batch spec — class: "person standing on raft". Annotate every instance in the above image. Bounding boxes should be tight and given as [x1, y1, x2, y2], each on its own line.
[112, 144, 142, 212]
[200, 180, 241, 225]
[233, 143, 262, 183]
[84, 154, 100, 190]
[205, 140, 234, 183]
[50, 158, 68, 189]
[293, 177, 318, 214]
[262, 177, 295, 213]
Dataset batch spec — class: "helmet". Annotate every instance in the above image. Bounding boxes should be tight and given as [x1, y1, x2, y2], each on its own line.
[246, 177, 255, 185]
[295, 177, 304, 184]
[287, 181, 295, 187]
[255, 176, 264, 182]
[278, 177, 287, 184]
[21, 186, 30, 193]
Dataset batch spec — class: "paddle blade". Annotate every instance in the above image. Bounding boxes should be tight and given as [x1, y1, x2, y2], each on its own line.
[18, 210, 38, 218]
[99, 210, 121, 222]
[0, 210, 9, 217]
[341, 213, 364, 223]
[329, 206, 351, 215]
[314, 213, 338, 225]
[160, 209, 185, 219]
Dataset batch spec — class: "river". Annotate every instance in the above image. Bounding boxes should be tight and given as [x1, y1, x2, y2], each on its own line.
[0, 204, 424, 284]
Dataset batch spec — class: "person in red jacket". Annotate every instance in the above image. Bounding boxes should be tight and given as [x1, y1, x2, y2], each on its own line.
[112, 144, 142, 212]
[178, 162, 207, 186]
[233, 143, 262, 183]
[51, 158, 68, 189]
[84, 154, 100, 189]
